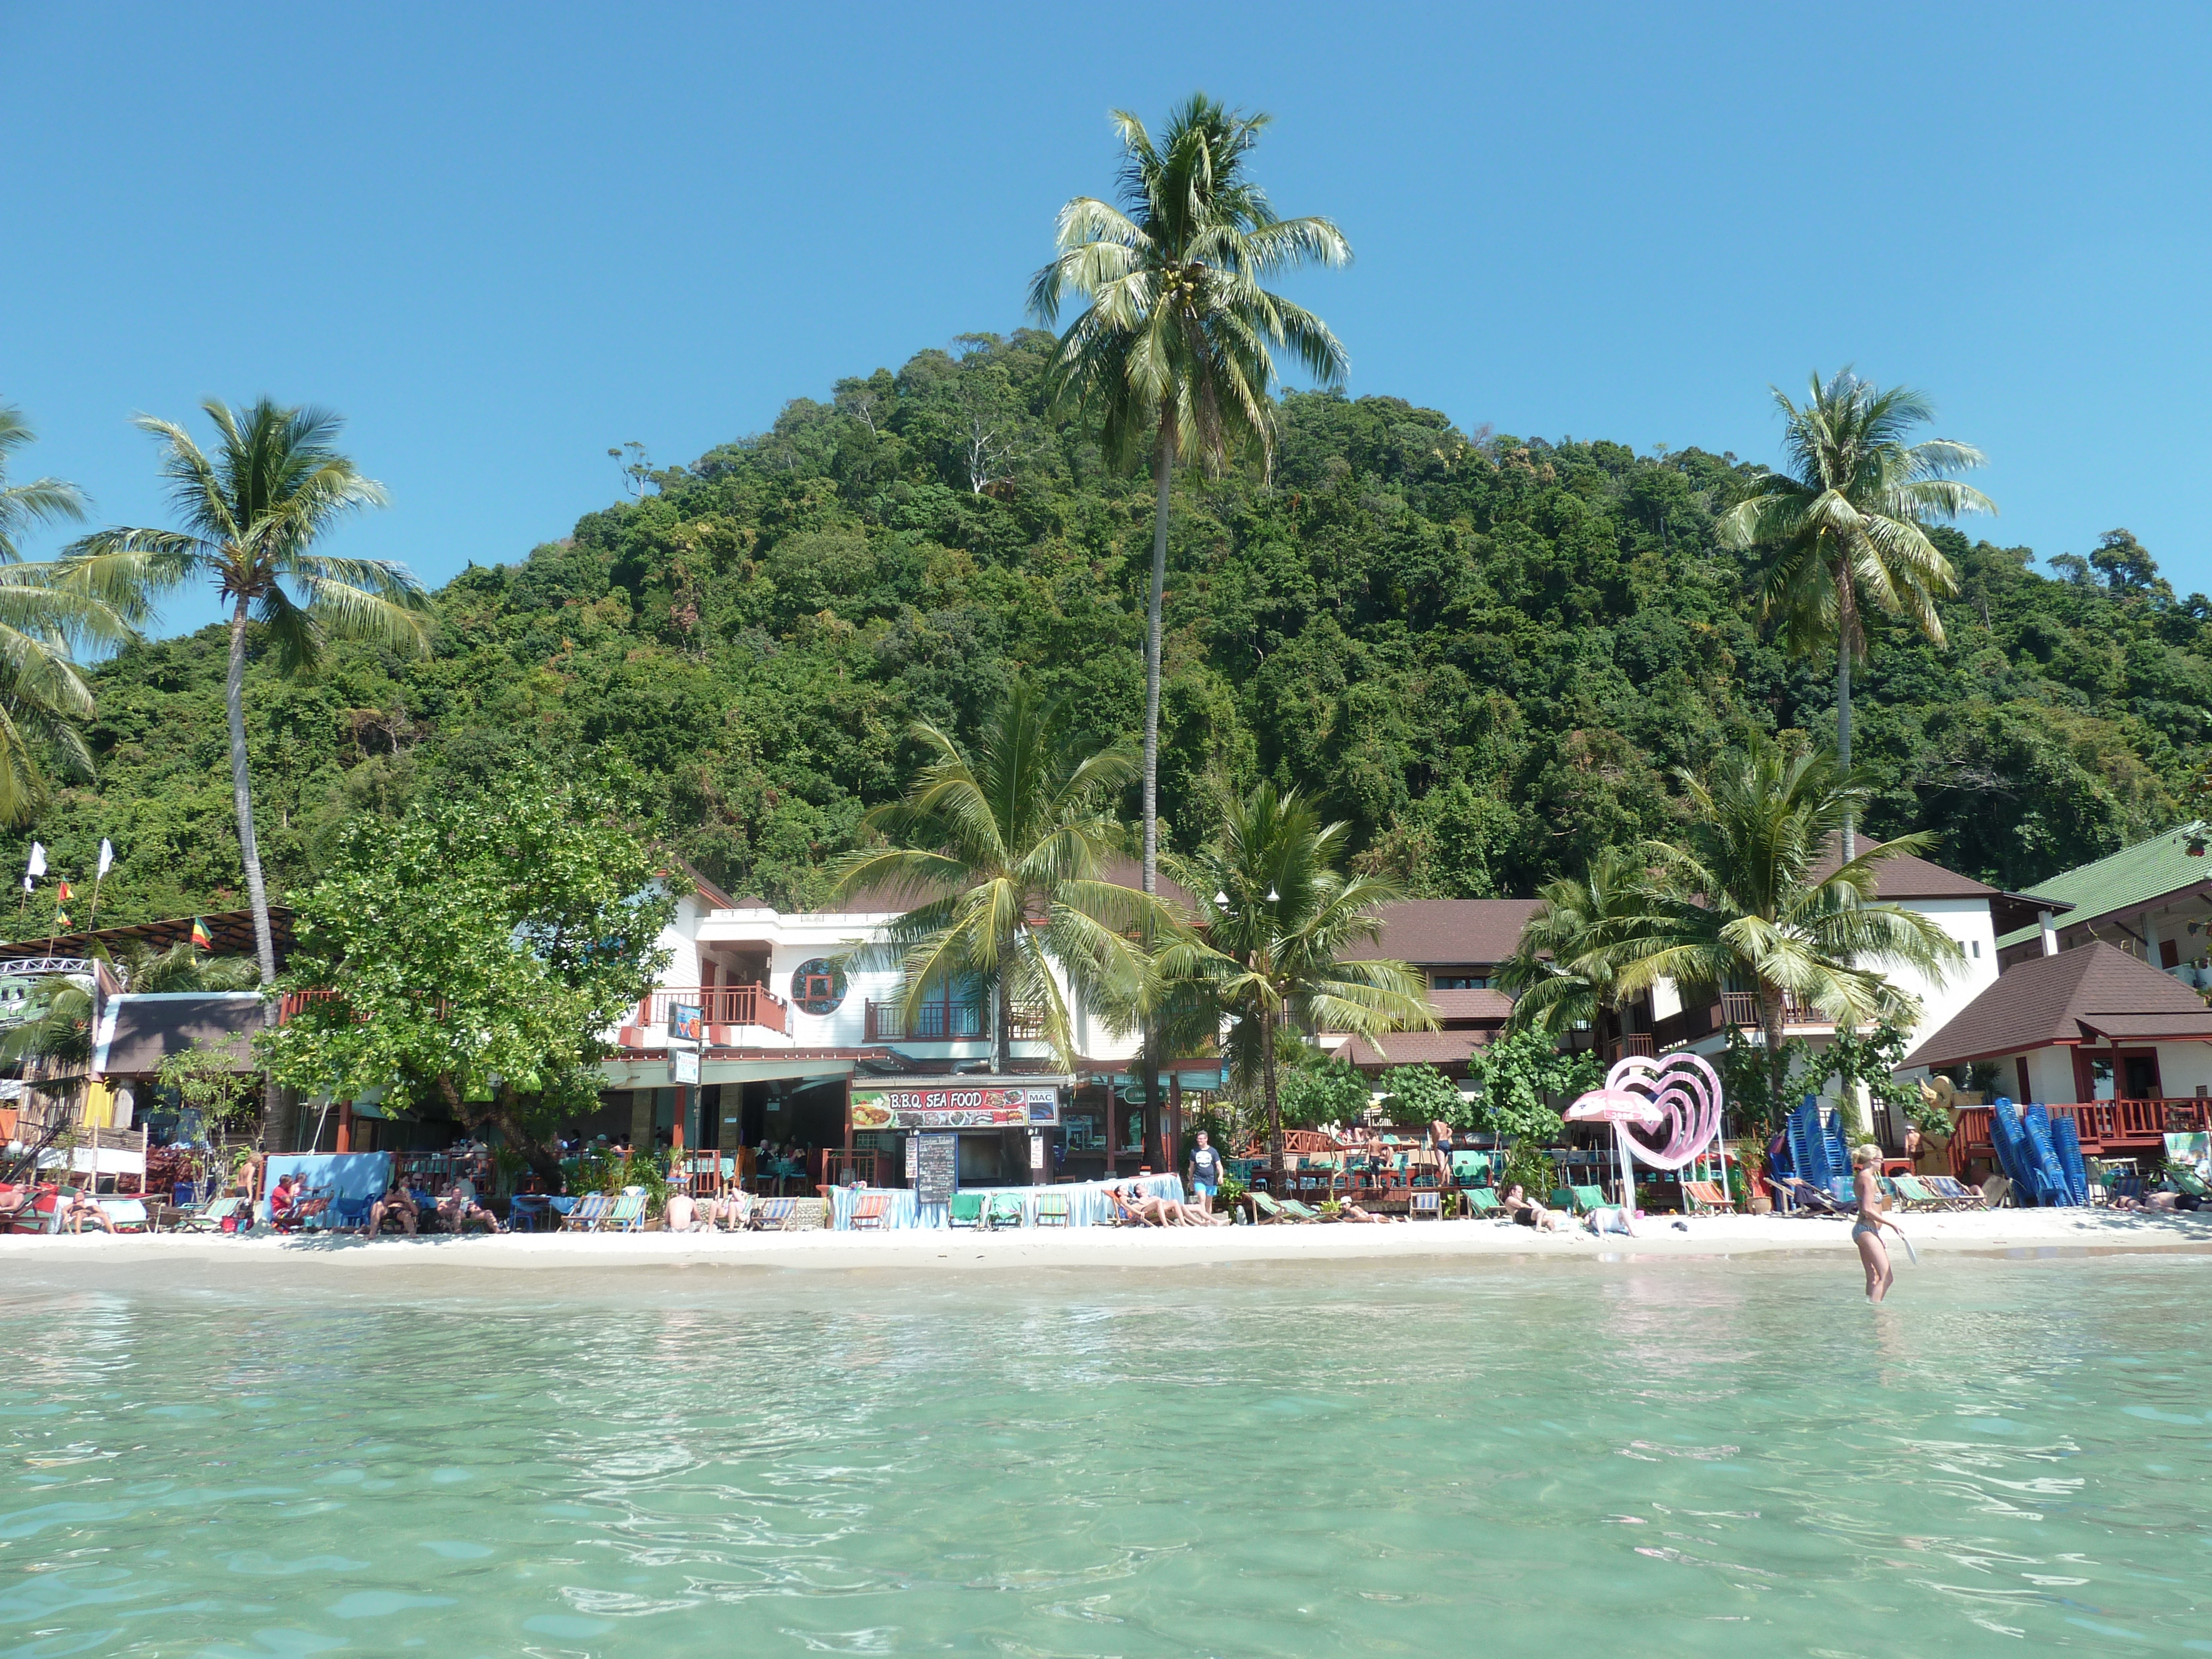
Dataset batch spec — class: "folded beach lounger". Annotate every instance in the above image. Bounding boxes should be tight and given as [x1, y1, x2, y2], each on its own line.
[947, 1192, 984, 1229]
[561, 1193, 611, 1231]
[1034, 1193, 1071, 1226]
[985, 1192, 1026, 1229]
[177, 1196, 245, 1234]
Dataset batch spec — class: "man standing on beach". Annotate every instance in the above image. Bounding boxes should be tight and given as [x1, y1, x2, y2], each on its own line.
[1188, 1130, 1223, 1215]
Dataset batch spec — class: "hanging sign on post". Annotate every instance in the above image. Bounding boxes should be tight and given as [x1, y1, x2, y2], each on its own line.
[671, 1047, 700, 1085]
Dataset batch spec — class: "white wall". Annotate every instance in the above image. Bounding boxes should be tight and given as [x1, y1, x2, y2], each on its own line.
[1889, 897, 1999, 1059]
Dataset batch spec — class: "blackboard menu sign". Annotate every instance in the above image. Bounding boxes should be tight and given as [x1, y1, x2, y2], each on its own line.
[916, 1133, 957, 1206]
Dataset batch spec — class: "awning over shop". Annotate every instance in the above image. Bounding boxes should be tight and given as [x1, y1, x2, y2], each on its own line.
[595, 1055, 855, 1091]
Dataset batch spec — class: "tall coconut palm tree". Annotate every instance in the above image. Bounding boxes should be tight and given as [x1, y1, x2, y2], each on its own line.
[0, 406, 138, 825]
[1610, 734, 1962, 1114]
[0, 404, 88, 562]
[832, 685, 1173, 1073]
[1499, 846, 1657, 1036]
[1719, 371, 1994, 859]
[1027, 95, 1350, 902]
[1163, 784, 1433, 1185]
[59, 400, 432, 983]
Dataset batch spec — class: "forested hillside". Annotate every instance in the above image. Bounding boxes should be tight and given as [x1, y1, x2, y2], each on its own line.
[24, 331, 2211, 927]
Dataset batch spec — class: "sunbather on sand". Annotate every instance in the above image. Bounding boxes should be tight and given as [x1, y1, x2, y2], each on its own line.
[1337, 1197, 1395, 1223]
[1500, 1183, 1567, 1232]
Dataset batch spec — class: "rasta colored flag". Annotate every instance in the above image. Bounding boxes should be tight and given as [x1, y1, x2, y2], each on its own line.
[55, 880, 72, 902]
[53, 910, 68, 930]
[190, 917, 213, 952]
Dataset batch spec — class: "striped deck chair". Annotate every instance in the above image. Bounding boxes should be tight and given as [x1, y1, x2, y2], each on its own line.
[1923, 1175, 1982, 1206]
[604, 1192, 647, 1233]
[849, 1194, 890, 1230]
[1681, 1179, 1733, 1214]
[1034, 1193, 1071, 1227]
[1888, 1173, 1947, 1211]
[1409, 1190, 1442, 1220]
[560, 1193, 611, 1231]
[754, 1197, 798, 1231]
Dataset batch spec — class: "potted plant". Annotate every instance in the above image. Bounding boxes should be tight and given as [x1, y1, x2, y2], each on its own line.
[1733, 1140, 1772, 1213]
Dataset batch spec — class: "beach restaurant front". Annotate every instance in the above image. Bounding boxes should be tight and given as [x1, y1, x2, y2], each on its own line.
[829, 1072, 1186, 1227]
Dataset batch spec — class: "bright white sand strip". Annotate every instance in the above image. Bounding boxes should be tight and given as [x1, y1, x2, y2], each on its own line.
[2, 1206, 2207, 1275]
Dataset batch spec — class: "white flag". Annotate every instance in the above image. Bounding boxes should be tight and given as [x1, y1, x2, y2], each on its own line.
[97, 839, 113, 878]
[25, 843, 45, 879]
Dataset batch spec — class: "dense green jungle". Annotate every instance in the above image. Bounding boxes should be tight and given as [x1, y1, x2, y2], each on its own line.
[20, 330, 2209, 929]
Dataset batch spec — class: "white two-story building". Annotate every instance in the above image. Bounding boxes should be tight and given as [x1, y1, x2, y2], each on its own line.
[589, 868, 1214, 1190]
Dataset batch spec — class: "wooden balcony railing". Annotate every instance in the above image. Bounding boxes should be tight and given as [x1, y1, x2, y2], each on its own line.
[1605, 1033, 1656, 1062]
[1718, 992, 1828, 1029]
[638, 985, 786, 1036]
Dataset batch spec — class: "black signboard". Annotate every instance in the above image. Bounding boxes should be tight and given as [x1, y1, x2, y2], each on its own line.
[916, 1132, 957, 1206]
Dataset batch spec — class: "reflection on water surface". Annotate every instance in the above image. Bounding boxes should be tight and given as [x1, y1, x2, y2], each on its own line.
[1, 1253, 2207, 1655]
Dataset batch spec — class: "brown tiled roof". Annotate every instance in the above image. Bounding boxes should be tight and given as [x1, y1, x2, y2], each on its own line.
[1808, 835, 1999, 900]
[1343, 899, 1544, 966]
[93, 992, 270, 1077]
[1903, 941, 2212, 1068]
[1427, 988, 1515, 1024]
[1333, 1031, 1495, 1069]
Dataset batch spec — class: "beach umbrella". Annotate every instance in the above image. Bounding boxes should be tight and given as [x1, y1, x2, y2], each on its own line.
[1564, 1084, 1663, 1205]
[1566, 1053, 1730, 1211]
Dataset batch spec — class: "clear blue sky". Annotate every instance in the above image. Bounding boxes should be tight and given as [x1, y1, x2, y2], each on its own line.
[8, 2, 2209, 635]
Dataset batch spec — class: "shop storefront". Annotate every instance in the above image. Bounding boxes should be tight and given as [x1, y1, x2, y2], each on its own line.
[849, 1075, 1068, 1197]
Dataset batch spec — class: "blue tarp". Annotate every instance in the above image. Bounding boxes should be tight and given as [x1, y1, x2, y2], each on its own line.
[259, 1152, 393, 1223]
[827, 1173, 1187, 1229]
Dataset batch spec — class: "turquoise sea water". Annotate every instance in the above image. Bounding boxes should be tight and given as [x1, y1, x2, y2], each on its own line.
[2, 1250, 2209, 1656]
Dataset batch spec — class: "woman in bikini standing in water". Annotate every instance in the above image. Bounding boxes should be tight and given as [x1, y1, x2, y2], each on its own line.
[1850, 1143, 1905, 1302]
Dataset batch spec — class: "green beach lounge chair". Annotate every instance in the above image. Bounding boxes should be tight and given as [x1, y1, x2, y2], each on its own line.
[1275, 1196, 1323, 1222]
[1463, 1186, 1503, 1218]
[1249, 1191, 1294, 1224]
[1034, 1193, 1070, 1226]
[948, 1192, 985, 1229]
[604, 1192, 646, 1232]
[178, 1196, 245, 1234]
[1889, 1173, 1943, 1210]
[986, 1192, 1026, 1229]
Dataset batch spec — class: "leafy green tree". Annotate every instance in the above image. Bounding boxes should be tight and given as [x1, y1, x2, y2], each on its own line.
[832, 684, 1168, 1072]
[1463, 1026, 1597, 1146]
[1276, 1051, 1371, 1129]
[258, 771, 675, 1187]
[1719, 371, 1993, 857]
[1029, 94, 1350, 899]
[1379, 1062, 1465, 1130]
[1614, 734, 1963, 1113]
[60, 399, 434, 981]
[1163, 782, 1432, 1182]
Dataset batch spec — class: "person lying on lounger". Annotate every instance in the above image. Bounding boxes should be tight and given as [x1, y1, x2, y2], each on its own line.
[1500, 1183, 1567, 1232]
[60, 1191, 116, 1234]
[368, 1181, 419, 1237]
[1108, 1184, 1170, 1225]
[436, 1180, 497, 1233]
[1337, 1197, 1395, 1223]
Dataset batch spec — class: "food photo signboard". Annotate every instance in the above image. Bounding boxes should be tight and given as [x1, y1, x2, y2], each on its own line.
[849, 1082, 1062, 1131]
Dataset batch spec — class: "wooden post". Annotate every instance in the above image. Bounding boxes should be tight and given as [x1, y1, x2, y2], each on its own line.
[336, 1102, 353, 1155]
[843, 1072, 854, 1185]
[1105, 1082, 1118, 1180]
[1169, 1072, 1182, 1178]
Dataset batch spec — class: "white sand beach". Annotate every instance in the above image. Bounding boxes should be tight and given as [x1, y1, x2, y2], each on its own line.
[3, 1205, 2206, 1279]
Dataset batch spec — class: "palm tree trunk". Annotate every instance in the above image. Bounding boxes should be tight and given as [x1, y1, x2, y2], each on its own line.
[1760, 982, 1787, 1121]
[1139, 411, 1172, 1173]
[1262, 1003, 1285, 1187]
[994, 972, 1011, 1075]
[1836, 568, 1855, 862]
[225, 594, 288, 1151]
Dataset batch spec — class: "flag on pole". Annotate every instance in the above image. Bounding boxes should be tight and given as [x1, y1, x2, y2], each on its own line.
[25, 843, 45, 879]
[55, 880, 72, 903]
[190, 917, 213, 952]
[53, 910, 69, 930]
[97, 839, 113, 878]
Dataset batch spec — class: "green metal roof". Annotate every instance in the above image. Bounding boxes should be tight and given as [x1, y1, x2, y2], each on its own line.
[1995, 821, 2212, 948]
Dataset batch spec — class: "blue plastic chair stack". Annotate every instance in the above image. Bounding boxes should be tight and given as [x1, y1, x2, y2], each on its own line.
[2049, 1114, 2091, 1206]
[2022, 1104, 2079, 1206]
